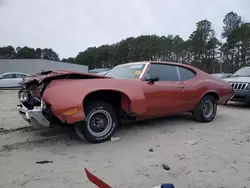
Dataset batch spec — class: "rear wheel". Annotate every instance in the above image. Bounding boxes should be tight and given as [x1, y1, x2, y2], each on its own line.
[193, 95, 217, 122]
[75, 101, 118, 143]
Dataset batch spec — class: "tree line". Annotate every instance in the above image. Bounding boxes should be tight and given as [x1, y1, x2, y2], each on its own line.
[1, 11, 250, 73]
[0, 46, 60, 61]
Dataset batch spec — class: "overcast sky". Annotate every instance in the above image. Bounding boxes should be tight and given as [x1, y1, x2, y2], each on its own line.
[0, 0, 250, 59]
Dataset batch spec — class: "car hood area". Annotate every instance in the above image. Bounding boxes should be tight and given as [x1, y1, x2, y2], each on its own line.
[20, 70, 109, 86]
[223, 76, 250, 83]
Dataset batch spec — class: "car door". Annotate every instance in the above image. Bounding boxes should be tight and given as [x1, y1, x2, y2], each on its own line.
[177, 66, 197, 111]
[0, 73, 16, 88]
[142, 63, 186, 117]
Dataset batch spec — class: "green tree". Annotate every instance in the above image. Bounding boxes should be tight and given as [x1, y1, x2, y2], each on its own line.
[62, 57, 75, 63]
[0, 46, 16, 59]
[222, 11, 242, 39]
[221, 11, 243, 71]
[228, 23, 250, 67]
[188, 19, 219, 72]
[15, 46, 38, 59]
[75, 47, 99, 69]
[41, 48, 60, 61]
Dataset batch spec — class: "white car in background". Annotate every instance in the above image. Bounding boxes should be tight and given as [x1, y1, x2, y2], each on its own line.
[0, 72, 30, 88]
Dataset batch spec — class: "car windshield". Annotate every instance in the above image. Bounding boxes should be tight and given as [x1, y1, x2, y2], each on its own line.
[232, 67, 250, 77]
[105, 63, 145, 79]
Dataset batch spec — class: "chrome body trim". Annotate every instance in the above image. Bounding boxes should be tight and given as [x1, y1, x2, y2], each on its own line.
[17, 100, 50, 129]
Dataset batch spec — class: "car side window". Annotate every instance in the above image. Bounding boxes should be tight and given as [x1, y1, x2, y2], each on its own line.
[145, 64, 179, 81]
[2, 74, 15, 79]
[178, 66, 196, 81]
[15, 74, 27, 78]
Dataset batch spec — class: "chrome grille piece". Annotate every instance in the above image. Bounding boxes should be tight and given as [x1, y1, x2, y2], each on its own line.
[230, 82, 248, 90]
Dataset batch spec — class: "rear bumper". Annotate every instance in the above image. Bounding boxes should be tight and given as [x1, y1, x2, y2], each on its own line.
[17, 101, 51, 129]
[219, 92, 235, 105]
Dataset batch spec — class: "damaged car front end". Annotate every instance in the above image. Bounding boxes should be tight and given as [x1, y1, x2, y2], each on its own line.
[17, 98, 50, 129]
[17, 70, 106, 129]
[17, 71, 63, 129]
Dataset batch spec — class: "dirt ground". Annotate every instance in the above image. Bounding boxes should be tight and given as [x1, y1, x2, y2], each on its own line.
[0, 90, 250, 188]
[0, 90, 29, 130]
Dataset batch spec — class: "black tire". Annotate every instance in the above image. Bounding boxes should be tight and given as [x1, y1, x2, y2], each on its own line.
[192, 95, 217, 122]
[75, 101, 118, 143]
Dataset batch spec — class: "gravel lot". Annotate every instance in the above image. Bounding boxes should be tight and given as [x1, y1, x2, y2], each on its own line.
[0, 90, 250, 188]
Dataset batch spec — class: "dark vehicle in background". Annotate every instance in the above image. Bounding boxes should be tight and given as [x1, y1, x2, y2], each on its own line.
[211, 73, 232, 79]
[223, 66, 250, 104]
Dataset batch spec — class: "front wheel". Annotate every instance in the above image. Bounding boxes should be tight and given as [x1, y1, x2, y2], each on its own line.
[192, 95, 217, 122]
[75, 101, 118, 143]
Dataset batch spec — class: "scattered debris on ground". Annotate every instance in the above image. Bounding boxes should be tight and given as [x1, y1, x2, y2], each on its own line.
[36, 160, 53, 164]
[162, 164, 170, 171]
[185, 140, 198, 145]
[149, 148, 154, 152]
[110, 137, 121, 142]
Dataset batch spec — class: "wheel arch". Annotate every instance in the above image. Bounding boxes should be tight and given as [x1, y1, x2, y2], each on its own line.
[201, 90, 220, 102]
[82, 89, 131, 116]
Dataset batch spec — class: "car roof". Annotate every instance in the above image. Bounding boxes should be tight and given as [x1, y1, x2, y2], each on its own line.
[116, 61, 198, 71]
[1, 72, 29, 75]
[211, 73, 232, 75]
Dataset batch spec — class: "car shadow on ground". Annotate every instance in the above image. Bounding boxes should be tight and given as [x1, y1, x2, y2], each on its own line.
[119, 113, 194, 130]
[0, 113, 208, 151]
[224, 102, 250, 109]
[37, 113, 195, 138]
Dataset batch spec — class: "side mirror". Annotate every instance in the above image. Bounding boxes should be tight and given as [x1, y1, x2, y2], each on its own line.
[146, 76, 159, 83]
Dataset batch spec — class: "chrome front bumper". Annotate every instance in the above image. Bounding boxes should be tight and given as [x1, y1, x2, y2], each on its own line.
[17, 101, 50, 129]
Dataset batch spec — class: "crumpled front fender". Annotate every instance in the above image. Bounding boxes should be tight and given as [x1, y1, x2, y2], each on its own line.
[42, 79, 147, 124]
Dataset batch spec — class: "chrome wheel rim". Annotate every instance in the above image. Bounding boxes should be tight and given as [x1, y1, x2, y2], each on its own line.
[87, 109, 112, 137]
[203, 100, 214, 118]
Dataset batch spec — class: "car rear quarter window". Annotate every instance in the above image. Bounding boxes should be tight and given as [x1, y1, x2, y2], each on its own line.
[178, 66, 196, 81]
[15, 74, 27, 78]
[146, 64, 179, 81]
[2, 74, 15, 79]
